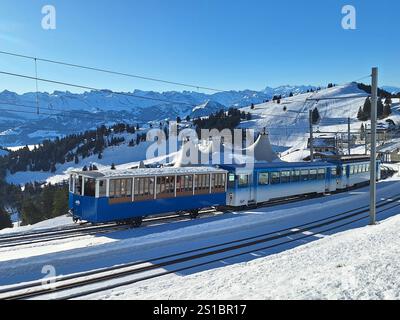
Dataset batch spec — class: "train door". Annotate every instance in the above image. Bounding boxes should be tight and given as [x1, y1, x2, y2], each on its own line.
[237, 173, 253, 206]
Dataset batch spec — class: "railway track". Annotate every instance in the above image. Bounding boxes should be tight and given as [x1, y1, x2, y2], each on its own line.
[0, 209, 223, 248]
[0, 193, 320, 248]
[2, 192, 400, 300]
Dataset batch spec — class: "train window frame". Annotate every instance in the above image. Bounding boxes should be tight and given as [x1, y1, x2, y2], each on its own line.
[69, 175, 74, 193]
[195, 174, 210, 194]
[133, 177, 155, 202]
[211, 173, 226, 193]
[309, 169, 318, 181]
[281, 171, 291, 184]
[156, 175, 175, 198]
[291, 170, 301, 183]
[176, 175, 194, 196]
[74, 175, 83, 195]
[109, 178, 132, 200]
[271, 172, 280, 185]
[300, 170, 309, 182]
[99, 180, 107, 197]
[258, 172, 269, 185]
[227, 173, 236, 188]
[317, 169, 326, 180]
[84, 178, 96, 197]
[238, 174, 250, 188]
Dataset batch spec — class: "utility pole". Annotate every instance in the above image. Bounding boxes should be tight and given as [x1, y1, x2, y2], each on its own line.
[370, 67, 378, 226]
[309, 109, 314, 162]
[347, 117, 351, 155]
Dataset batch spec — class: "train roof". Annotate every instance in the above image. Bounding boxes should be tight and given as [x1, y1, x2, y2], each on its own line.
[219, 161, 336, 171]
[71, 166, 227, 179]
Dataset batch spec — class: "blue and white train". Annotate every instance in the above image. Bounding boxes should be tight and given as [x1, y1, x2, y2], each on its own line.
[68, 156, 380, 225]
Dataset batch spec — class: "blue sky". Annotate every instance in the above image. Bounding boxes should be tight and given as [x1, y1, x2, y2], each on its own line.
[0, 0, 399, 94]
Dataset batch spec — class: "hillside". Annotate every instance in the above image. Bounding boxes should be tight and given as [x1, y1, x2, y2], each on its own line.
[0, 85, 317, 146]
[239, 82, 400, 161]
[3, 82, 399, 186]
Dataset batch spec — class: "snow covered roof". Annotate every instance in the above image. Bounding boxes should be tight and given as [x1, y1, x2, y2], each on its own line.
[378, 141, 400, 153]
[71, 166, 227, 179]
[220, 161, 335, 170]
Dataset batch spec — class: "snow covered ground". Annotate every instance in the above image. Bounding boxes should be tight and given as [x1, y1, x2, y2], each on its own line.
[112, 212, 400, 300]
[0, 215, 74, 235]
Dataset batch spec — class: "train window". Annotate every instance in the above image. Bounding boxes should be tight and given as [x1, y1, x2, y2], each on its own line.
[227, 174, 236, 188]
[343, 166, 347, 177]
[258, 172, 269, 185]
[156, 176, 175, 198]
[75, 176, 83, 195]
[349, 166, 354, 175]
[301, 170, 309, 182]
[195, 174, 210, 194]
[212, 173, 226, 193]
[99, 180, 107, 197]
[84, 178, 96, 197]
[109, 179, 132, 198]
[291, 170, 301, 183]
[366, 164, 370, 172]
[331, 168, 337, 177]
[69, 175, 74, 192]
[271, 172, 280, 184]
[133, 177, 155, 201]
[281, 171, 290, 183]
[238, 174, 249, 187]
[109, 179, 115, 197]
[317, 169, 326, 180]
[309, 170, 318, 181]
[176, 175, 194, 196]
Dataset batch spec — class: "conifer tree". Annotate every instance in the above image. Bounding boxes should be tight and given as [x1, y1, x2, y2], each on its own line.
[0, 208, 12, 230]
[52, 188, 68, 218]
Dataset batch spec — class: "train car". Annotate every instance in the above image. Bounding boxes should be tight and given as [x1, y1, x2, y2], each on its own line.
[68, 167, 228, 225]
[325, 156, 381, 190]
[68, 157, 381, 224]
[220, 162, 337, 207]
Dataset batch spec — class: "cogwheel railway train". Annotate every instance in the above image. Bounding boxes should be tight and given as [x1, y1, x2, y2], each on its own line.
[68, 155, 380, 226]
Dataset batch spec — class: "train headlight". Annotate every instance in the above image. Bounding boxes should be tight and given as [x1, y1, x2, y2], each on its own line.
[75, 200, 81, 206]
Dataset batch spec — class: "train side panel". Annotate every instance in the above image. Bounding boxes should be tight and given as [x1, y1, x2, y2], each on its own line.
[70, 192, 226, 223]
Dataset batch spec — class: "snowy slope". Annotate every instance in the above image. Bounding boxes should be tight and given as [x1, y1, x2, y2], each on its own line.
[112, 213, 400, 300]
[5, 131, 176, 185]
[237, 82, 397, 161]
[0, 86, 315, 146]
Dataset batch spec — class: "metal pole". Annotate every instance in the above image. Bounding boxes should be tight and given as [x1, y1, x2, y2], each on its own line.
[309, 109, 314, 162]
[348, 117, 351, 155]
[370, 67, 378, 225]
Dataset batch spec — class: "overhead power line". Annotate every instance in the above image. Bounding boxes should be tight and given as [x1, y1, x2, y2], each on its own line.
[0, 50, 226, 93]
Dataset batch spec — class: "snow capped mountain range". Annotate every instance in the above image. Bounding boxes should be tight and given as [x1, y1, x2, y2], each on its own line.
[0, 85, 318, 146]
[382, 86, 400, 94]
